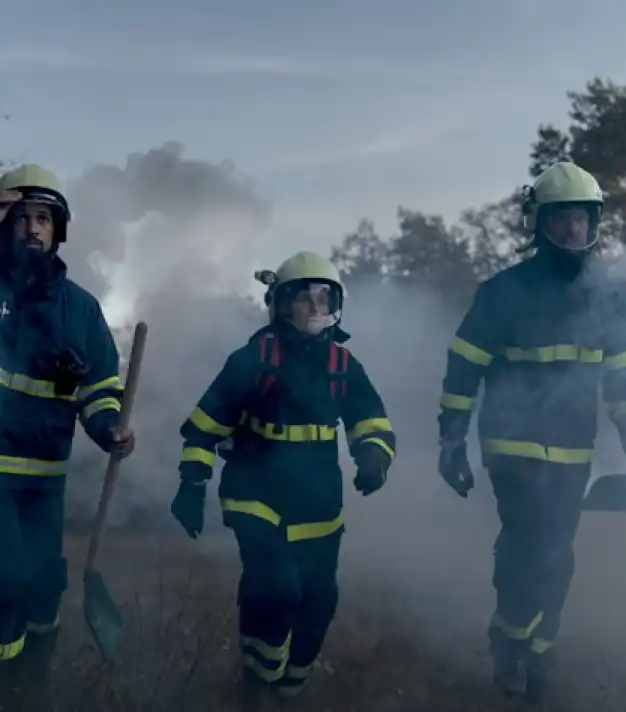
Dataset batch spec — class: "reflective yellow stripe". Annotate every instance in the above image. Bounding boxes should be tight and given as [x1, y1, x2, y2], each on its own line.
[0, 367, 76, 401]
[26, 615, 60, 634]
[81, 396, 121, 420]
[530, 637, 553, 654]
[241, 631, 292, 662]
[491, 611, 543, 641]
[450, 336, 493, 367]
[483, 439, 593, 464]
[243, 654, 288, 682]
[347, 417, 392, 442]
[287, 512, 344, 542]
[0, 368, 123, 403]
[221, 498, 344, 541]
[0, 633, 25, 660]
[605, 351, 626, 370]
[248, 417, 337, 442]
[440, 392, 475, 410]
[77, 376, 123, 400]
[0, 455, 67, 476]
[221, 498, 281, 526]
[361, 436, 395, 460]
[189, 407, 235, 437]
[505, 345, 603, 363]
[609, 401, 626, 419]
[180, 446, 216, 468]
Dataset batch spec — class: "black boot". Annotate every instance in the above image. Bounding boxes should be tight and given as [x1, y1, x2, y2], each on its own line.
[493, 653, 526, 699]
[0, 657, 22, 710]
[490, 636, 528, 700]
[13, 629, 59, 711]
[271, 663, 314, 699]
[524, 650, 552, 704]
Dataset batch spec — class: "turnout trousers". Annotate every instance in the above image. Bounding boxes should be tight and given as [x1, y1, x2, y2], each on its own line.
[231, 514, 342, 695]
[0, 487, 67, 663]
[487, 459, 590, 669]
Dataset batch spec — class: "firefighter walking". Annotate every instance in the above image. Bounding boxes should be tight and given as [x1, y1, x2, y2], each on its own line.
[171, 250, 396, 697]
[0, 165, 136, 707]
[437, 162, 626, 703]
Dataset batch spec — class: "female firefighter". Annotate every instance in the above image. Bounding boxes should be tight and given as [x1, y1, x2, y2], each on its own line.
[171, 250, 396, 697]
[437, 162, 626, 703]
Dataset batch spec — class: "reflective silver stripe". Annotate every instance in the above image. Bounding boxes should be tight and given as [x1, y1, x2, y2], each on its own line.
[287, 663, 314, 679]
[26, 615, 60, 633]
[77, 376, 123, 401]
[0, 367, 76, 401]
[0, 456, 67, 476]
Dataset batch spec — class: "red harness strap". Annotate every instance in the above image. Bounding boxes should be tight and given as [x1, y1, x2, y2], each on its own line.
[256, 332, 349, 401]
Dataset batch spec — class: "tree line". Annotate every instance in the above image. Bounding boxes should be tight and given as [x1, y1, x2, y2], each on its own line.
[330, 76, 626, 302]
[63, 75, 626, 530]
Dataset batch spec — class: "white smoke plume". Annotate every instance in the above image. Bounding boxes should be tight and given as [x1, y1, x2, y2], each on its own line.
[63, 141, 269, 530]
[57, 142, 626, 708]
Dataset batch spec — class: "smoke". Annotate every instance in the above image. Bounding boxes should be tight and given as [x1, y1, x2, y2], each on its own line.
[63, 141, 270, 528]
[58, 142, 626, 706]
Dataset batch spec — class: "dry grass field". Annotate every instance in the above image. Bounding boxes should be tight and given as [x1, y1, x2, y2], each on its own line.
[11, 493, 626, 712]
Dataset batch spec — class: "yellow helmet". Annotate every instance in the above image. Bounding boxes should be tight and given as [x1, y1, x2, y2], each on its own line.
[521, 162, 603, 252]
[254, 251, 345, 331]
[0, 164, 71, 241]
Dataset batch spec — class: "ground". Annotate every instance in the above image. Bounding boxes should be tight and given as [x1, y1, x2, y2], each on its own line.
[22, 499, 626, 712]
[48, 532, 504, 712]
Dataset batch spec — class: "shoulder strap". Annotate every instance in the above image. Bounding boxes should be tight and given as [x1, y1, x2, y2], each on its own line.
[256, 332, 281, 396]
[328, 342, 350, 401]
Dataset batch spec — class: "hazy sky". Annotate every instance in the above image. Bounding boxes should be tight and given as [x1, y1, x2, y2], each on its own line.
[2, 0, 626, 263]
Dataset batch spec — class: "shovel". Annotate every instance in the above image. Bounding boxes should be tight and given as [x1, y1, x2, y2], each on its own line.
[83, 320, 148, 660]
[582, 473, 626, 512]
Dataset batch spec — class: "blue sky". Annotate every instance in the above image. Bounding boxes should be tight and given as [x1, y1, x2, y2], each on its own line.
[2, 0, 626, 263]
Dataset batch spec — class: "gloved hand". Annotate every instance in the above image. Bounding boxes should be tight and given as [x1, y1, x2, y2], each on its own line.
[438, 438, 474, 498]
[171, 481, 206, 538]
[353, 444, 390, 496]
[108, 426, 135, 459]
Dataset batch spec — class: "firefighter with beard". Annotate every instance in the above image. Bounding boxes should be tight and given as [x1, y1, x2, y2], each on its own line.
[0, 165, 135, 707]
[437, 161, 626, 703]
[171, 250, 396, 697]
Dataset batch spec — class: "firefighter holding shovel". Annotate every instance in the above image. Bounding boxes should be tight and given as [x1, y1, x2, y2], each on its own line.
[171, 251, 396, 698]
[437, 162, 626, 703]
[0, 165, 136, 707]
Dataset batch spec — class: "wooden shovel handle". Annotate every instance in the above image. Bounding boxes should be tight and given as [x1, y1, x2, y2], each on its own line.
[85, 321, 148, 571]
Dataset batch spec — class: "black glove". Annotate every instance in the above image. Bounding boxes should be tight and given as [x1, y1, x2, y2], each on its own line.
[353, 444, 390, 496]
[438, 439, 474, 498]
[171, 481, 206, 539]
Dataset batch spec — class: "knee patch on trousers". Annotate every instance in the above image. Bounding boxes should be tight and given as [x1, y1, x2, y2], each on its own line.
[25, 557, 68, 629]
[35, 557, 68, 597]
[313, 579, 338, 613]
[0, 567, 28, 604]
[239, 566, 301, 613]
[240, 586, 300, 619]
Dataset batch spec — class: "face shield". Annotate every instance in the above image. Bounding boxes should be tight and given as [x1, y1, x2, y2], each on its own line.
[539, 201, 602, 253]
[278, 279, 343, 336]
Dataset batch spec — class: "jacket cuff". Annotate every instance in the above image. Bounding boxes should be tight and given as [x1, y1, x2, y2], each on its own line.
[354, 439, 393, 471]
[83, 411, 119, 452]
[179, 461, 212, 484]
[438, 410, 471, 442]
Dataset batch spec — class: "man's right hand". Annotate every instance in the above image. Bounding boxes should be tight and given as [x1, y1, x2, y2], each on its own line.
[438, 439, 474, 498]
[0, 190, 22, 223]
[170, 481, 206, 538]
